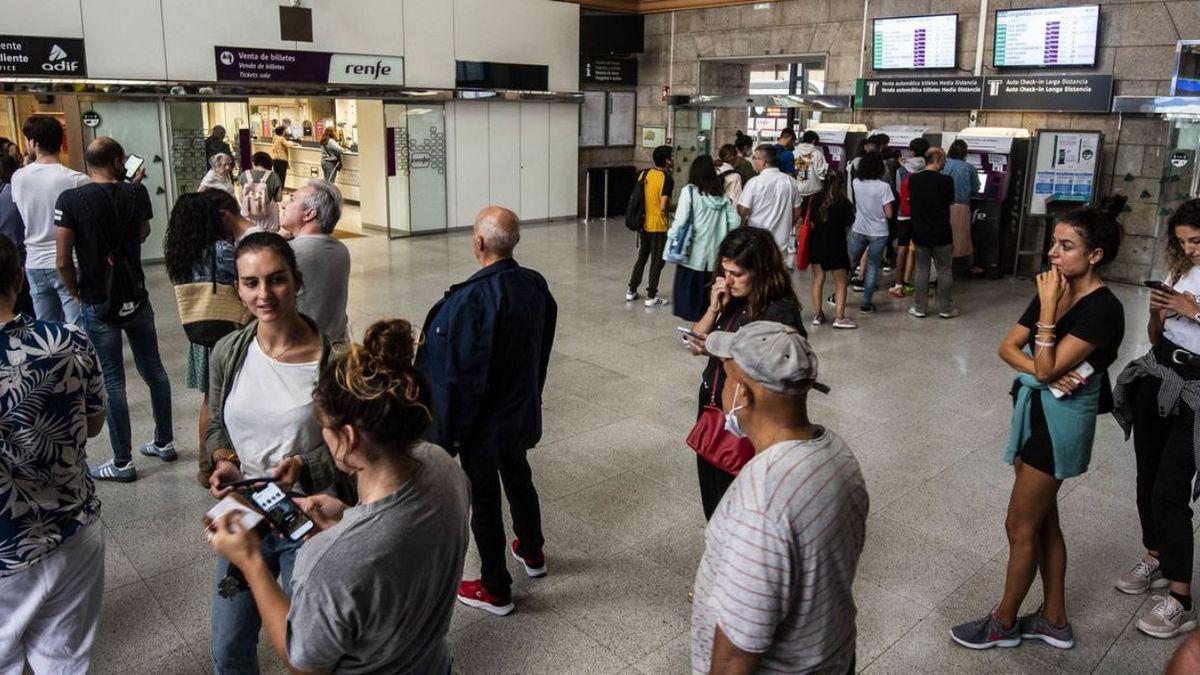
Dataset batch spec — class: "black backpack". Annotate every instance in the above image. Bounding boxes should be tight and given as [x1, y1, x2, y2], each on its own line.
[625, 169, 649, 232]
[77, 184, 148, 325]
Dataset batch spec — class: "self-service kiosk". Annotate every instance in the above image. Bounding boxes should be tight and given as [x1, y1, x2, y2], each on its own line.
[870, 125, 943, 161]
[944, 127, 1032, 279]
[803, 123, 868, 173]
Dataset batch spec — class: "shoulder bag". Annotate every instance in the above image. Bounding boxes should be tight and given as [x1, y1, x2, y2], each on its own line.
[685, 313, 756, 476]
[795, 197, 814, 271]
[174, 241, 251, 348]
[664, 185, 698, 265]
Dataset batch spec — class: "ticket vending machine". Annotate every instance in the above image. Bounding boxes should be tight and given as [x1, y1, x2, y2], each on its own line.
[944, 127, 1032, 278]
[870, 125, 943, 161]
[803, 123, 868, 173]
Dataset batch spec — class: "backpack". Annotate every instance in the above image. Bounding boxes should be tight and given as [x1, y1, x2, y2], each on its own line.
[77, 184, 148, 325]
[898, 170, 913, 218]
[794, 151, 824, 196]
[625, 169, 649, 232]
[243, 171, 269, 218]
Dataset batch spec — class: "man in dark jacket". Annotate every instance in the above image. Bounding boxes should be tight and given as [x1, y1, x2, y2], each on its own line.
[416, 205, 557, 617]
[907, 146, 958, 319]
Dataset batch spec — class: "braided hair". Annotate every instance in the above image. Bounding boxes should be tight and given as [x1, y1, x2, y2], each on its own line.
[1165, 199, 1200, 283]
[314, 319, 433, 459]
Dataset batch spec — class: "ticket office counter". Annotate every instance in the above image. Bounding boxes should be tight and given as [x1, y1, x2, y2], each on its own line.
[249, 139, 361, 203]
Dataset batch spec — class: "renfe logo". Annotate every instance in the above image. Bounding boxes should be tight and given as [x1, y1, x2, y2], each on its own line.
[345, 60, 391, 80]
[42, 43, 79, 72]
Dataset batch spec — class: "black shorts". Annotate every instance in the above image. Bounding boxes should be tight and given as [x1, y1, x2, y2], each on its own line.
[1017, 392, 1056, 476]
[896, 219, 913, 246]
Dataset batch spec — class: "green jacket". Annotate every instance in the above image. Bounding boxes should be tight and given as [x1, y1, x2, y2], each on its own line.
[200, 318, 343, 494]
[665, 185, 740, 272]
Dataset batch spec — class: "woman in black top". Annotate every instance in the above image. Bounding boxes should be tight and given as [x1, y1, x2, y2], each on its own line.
[952, 197, 1126, 651]
[683, 227, 806, 518]
[808, 171, 856, 329]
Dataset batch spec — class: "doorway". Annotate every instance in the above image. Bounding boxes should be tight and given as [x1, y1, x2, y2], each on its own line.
[383, 102, 448, 237]
[1151, 118, 1200, 278]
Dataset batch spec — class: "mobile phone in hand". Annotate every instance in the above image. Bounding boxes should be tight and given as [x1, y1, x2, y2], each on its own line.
[1144, 279, 1176, 294]
[676, 326, 701, 340]
[123, 154, 145, 181]
[249, 482, 314, 541]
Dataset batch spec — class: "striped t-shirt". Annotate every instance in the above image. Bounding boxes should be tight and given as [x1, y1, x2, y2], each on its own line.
[690, 431, 869, 673]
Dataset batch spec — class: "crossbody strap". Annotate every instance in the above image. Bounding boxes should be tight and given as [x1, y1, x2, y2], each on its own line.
[706, 310, 745, 405]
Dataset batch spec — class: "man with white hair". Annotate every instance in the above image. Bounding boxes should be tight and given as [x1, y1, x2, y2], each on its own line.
[416, 206, 558, 617]
[281, 179, 350, 340]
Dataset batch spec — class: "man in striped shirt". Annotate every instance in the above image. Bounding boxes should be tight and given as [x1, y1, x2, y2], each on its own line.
[691, 321, 869, 674]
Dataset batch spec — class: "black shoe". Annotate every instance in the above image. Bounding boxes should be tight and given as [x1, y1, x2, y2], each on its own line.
[860, 303, 876, 314]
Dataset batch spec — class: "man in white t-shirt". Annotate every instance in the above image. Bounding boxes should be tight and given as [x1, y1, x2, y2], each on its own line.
[691, 321, 869, 674]
[737, 144, 802, 263]
[11, 115, 88, 324]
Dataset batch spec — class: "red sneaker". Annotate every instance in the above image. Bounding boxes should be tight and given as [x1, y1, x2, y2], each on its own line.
[511, 539, 547, 578]
[456, 579, 515, 616]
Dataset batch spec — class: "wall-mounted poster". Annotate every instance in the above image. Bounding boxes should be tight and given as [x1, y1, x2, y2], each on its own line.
[642, 125, 666, 148]
[607, 91, 636, 146]
[580, 91, 606, 147]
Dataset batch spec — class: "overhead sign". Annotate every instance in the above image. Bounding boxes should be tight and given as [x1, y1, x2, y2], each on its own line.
[214, 47, 404, 86]
[0, 35, 86, 77]
[981, 74, 1112, 112]
[581, 56, 637, 86]
[856, 77, 983, 110]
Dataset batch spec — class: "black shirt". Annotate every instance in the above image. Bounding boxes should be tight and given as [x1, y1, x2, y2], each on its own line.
[698, 297, 807, 413]
[1017, 286, 1125, 413]
[54, 182, 152, 304]
[822, 199, 854, 231]
[908, 170, 955, 248]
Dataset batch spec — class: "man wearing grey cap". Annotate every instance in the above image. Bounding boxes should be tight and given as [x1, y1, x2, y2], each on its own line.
[689, 321, 869, 674]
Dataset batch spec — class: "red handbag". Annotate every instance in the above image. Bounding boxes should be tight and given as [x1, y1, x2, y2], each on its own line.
[795, 198, 813, 271]
[685, 315, 756, 475]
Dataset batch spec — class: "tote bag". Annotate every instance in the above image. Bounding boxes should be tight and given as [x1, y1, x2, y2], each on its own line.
[174, 244, 251, 348]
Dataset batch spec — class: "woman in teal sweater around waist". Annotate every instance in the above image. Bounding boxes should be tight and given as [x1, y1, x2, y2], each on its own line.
[665, 155, 741, 322]
[952, 197, 1127, 652]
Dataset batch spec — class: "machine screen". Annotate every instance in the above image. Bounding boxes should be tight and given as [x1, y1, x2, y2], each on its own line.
[976, 171, 989, 195]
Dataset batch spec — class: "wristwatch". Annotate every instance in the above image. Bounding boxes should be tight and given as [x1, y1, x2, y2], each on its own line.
[213, 451, 240, 469]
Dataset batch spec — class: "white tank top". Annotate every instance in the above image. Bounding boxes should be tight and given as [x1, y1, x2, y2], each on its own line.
[1164, 266, 1200, 354]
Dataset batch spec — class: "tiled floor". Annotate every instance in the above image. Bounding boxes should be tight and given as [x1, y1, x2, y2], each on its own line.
[89, 218, 1180, 674]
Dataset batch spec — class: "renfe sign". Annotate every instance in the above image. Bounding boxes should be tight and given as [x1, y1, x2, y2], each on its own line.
[214, 47, 404, 86]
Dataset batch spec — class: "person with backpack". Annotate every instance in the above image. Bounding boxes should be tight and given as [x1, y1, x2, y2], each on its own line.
[794, 130, 828, 208]
[238, 151, 283, 234]
[666, 155, 740, 322]
[53, 137, 175, 483]
[626, 145, 674, 307]
[887, 137, 930, 299]
[715, 145, 743, 204]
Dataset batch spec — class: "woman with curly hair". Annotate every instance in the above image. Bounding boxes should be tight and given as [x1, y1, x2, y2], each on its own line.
[208, 318, 469, 674]
[164, 193, 238, 458]
[1113, 198, 1200, 640]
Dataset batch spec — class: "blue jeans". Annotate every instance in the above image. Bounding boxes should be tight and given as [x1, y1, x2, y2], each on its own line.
[848, 232, 889, 306]
[211, 534, 302, 675]
[26, 268, 80, 325]
[78, 301, 173, 464]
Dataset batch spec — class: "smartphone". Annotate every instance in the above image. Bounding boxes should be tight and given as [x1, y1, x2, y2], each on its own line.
[1050, 362, 1096, 399]
[205, 495, 264, 535]
[123, 154, 145, 181]
[249, 482, 314, 541]
[676, 326, 701, 340]
[1144, 279, 1176, 294]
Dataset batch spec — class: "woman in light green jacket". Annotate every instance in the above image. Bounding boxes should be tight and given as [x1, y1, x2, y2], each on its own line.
[667, 155, 741, 322]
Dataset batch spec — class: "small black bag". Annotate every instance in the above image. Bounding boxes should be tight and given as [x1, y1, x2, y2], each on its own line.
[78, 184, 148, 325]
[624, 169, 649, 232]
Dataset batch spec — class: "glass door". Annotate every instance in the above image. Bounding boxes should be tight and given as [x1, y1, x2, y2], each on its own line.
[164, 100, 251, 203]
[1151, 118, 1200, 278]
[383, 102, 447, 237]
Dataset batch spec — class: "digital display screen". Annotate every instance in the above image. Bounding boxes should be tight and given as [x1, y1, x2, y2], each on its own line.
[977, 171, 990, 195]
[873, 14, 958, 70]
[993, 5, 1100, 68]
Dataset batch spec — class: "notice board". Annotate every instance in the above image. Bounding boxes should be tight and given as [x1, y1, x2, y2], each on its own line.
[1028, 129, 1103, 216]
[580, 91, 606, 147]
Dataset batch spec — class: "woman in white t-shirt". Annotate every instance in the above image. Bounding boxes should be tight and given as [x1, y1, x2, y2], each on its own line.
[204, 231, 342, 673]
[198, 152, 236, 195]
[847, 151, 895, 313]
[1113, 199, 1200, 639]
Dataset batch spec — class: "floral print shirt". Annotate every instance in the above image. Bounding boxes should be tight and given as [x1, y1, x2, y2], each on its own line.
[0, 314, 104, 576]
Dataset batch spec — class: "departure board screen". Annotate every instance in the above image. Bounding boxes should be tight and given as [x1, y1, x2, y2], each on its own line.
[993, 5, 1100, 67]
[872, 14, 958, 71]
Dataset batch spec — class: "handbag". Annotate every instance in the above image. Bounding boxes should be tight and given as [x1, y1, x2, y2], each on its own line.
[795, 197, 814, 271]
[685, 314, 756, 476]
[664, 185, 698, 265]
[174, 243, 251, 348]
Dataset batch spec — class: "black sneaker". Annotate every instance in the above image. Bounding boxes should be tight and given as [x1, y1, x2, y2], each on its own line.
[860, 303, 875, 314]
[851, 279, 865, 293]
[825, 293, 836, 306]
[950, 613, 1021, 650]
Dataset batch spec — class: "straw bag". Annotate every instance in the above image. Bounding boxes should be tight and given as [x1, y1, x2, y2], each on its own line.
[174, 245, 250, 348]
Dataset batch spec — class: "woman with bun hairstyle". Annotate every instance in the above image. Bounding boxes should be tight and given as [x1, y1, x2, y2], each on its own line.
[1113, 199, 1200, 640]
[209, 318, 470, 674]
[203, 231, 343, 672]
[952, 196, 1127, 651]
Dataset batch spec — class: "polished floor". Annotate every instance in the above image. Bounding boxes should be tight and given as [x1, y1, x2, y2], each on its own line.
[88, 217, 1177, 674]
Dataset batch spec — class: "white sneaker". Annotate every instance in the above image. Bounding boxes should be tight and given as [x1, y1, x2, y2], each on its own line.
[1117, 557, 1169, 595]
[644, 297, 669, 308]
[625, 289, 639, 302]
[1138, 595, 1198, 639]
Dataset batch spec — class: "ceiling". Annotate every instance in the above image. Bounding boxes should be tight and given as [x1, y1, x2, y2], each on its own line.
[559, 0, 772, 14]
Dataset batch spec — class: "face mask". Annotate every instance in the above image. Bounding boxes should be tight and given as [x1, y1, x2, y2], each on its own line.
[724, 383, 748, 439]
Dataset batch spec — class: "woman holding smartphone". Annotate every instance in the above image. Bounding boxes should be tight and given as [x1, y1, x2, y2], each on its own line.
[1113, 199, 1200, 640]
[204, 231, 342, 673]
[210, 318, 470, 674]
[683, 227, 805, 518]
[952, 197, 1126, 651]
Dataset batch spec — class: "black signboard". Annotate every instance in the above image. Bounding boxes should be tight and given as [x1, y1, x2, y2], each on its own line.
[215, 47, 405, 85]
[856, 76, 983, 110]
[581, 57, 637, 86]
[0, 35, 86, 77]
[981, 74, 1113, 112]
[456, 61, 549, 91]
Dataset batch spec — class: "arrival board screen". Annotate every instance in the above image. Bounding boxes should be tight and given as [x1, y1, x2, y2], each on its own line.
[993, 5, 1100, 67]
[872, 14, 958, 71]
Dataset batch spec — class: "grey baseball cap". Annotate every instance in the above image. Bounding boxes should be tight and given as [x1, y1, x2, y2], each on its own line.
[705, 321, 830, 395]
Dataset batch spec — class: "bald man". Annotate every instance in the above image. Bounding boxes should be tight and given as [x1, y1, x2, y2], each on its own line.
[416, 206, 557, 616]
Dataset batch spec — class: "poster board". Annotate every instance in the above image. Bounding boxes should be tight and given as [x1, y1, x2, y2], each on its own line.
[1028, 129, 1103, 216]
[606, 91, 636, 147]
[580, 91, 606, 147]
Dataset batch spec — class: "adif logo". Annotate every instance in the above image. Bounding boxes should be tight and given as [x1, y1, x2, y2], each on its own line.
[42, 44, 79, 73]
